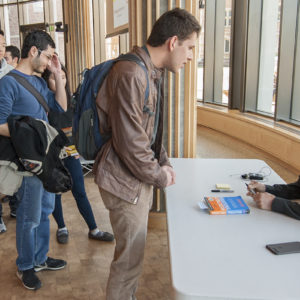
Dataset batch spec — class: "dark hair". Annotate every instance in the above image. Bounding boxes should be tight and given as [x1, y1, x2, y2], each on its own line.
[6, 45, 20, 62]
[0, 29, 4, 36]
[21, 30, 55, 59]
[42, 64, 72, 107]
[147, 8, 201, 47]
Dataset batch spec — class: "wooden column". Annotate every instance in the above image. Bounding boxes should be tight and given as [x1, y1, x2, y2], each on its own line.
[63, 0, 92, 92]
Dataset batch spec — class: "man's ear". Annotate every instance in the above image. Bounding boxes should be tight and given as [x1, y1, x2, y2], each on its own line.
[13, 57, 18, 64]
[168, 36, 178, 52]
[30, 46, 39, 57]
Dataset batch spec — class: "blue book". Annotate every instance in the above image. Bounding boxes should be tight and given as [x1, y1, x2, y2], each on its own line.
[220, 196, 250, 214]
[204, 196, 250, 215]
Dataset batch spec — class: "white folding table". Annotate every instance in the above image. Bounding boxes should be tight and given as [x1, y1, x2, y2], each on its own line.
[166, 159, 300, 300]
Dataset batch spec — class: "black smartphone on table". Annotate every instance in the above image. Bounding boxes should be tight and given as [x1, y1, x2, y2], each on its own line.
[266, 241, 300, 255]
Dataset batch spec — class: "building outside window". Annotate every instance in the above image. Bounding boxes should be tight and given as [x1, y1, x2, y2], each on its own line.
[105, 35, 119, 60]
[198, 0, 232, 105]
[0, 0, 65, 65]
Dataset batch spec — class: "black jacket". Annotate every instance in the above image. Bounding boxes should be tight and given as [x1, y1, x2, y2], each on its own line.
[0, 135, 25, 172]
[266, 176, 300, 220]
[2, 115, 72, 193]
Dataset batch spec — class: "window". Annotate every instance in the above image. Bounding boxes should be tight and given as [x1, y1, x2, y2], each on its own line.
[224, 39, 230, 53]
[223, 0, 300, 127]
[105, 36, 119, 59]
[3, 4, 20, 49]
[256, 0, 280, 115]
[198, 0, 232, 105]
[197, 0, 205, 100]
[0, 0, 66, 64]
[225, 9, 231, 27]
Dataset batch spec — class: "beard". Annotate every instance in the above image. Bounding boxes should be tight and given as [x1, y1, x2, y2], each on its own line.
[33, 67, 44, 74]
[32, 56, 46, 74]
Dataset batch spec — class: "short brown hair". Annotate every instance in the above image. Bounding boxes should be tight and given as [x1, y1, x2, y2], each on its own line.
[147, 8, 201, 47]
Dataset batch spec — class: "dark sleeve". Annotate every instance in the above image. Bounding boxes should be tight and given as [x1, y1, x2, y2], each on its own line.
[271, 197, 300, 220]
[265, 176, 300, 199]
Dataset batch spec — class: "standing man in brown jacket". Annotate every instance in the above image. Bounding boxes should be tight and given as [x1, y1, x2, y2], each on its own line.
[94, 8, 201, 300]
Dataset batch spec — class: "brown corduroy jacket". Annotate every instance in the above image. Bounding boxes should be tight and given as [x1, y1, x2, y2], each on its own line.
[93, 46, 171, 204]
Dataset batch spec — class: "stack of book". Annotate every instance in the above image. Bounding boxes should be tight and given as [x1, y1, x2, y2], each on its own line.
[204, 196, 250, 215]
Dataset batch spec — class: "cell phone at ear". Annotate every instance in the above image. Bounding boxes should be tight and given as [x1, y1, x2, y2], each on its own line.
[266, 241, 300, 255]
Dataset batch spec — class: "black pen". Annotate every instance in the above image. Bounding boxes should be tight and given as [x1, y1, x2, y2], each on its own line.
[211, 189, 234, 193]
[245, 183, 256, 195]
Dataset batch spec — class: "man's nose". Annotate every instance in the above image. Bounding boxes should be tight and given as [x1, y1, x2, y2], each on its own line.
[188, 51, 193, 61]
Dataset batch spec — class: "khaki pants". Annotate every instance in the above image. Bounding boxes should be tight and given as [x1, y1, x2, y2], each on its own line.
[100, 183, 153, 300]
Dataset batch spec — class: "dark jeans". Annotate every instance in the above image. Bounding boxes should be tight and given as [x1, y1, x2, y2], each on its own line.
[0, 194, 19, 217]
[52, 156, 97, 230]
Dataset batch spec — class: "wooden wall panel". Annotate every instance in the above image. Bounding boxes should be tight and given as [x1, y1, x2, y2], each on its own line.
[197, 106, 300, 173]
[167, 0, 173, 157]
[129, 0, 143, 46]
[147, 0, 152, 37]
[174, 71, 181, 157]
[92, 0, 106, 65]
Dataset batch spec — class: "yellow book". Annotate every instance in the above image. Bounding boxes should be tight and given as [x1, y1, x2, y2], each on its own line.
[65, 145, 79, 157]
[215, 183, 231, 190]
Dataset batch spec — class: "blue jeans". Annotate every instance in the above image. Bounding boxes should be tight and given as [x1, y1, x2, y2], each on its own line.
[52, 156, 97, 230]
[16, 176, 55, 271]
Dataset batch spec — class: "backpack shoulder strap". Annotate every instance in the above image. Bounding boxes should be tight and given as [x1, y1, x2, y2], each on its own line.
[115, 54, 151, 114]
[7, 72, 50, 113]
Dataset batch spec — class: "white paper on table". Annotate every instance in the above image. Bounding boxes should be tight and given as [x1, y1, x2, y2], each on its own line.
[198, 201, 208, 210]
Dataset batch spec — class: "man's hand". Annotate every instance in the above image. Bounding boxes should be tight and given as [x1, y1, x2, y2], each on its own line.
[161, 165, 176, 187]
[47, 54, 67, 111]
[249, 192, 275, 211]
[247, 180, 266, 193]
[47, 54, 61, 75]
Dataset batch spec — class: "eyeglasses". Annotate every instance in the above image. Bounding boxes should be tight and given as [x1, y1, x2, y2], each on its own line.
[38, 49, 53, 61]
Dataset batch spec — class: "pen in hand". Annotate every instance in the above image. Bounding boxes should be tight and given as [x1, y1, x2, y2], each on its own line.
[245, 183, 256, 195]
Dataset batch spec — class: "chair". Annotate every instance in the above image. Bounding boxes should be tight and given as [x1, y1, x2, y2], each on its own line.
[79, 157, 94, 176]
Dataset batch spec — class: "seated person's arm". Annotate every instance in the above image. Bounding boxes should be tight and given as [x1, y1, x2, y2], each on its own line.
[272, 196, 300, 220]
[265, 176, 300, 199]
[247, 181, 300, 220]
